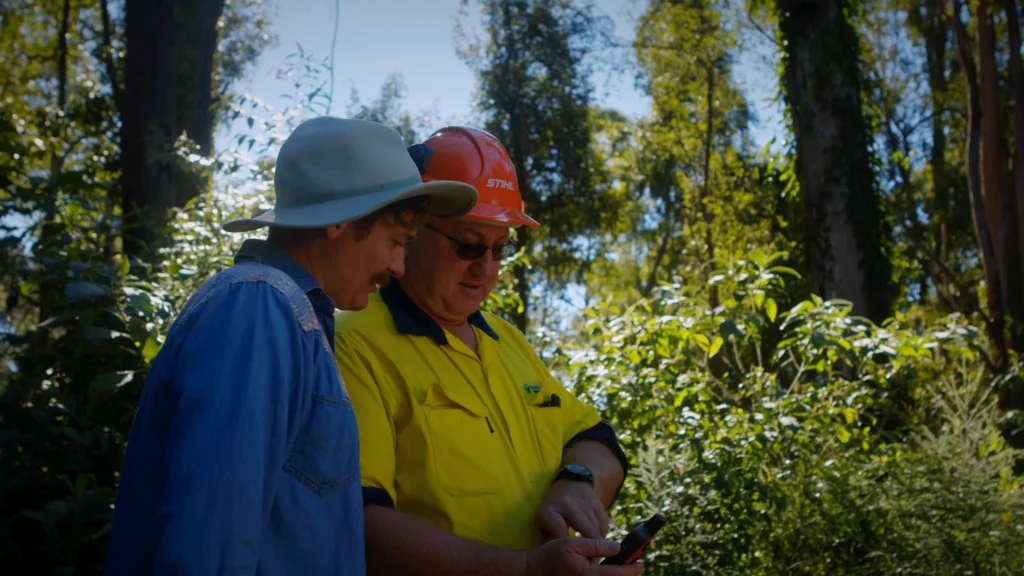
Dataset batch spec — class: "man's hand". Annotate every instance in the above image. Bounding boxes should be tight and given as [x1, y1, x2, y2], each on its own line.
[524, 537, 643, 576]
[533, 479, 610, 546]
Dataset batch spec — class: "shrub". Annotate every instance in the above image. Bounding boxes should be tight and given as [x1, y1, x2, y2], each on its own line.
[561, 254, 1024, 575]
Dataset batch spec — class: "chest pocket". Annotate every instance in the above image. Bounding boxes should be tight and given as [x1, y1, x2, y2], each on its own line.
[422, 382, 508, 497]
[528, 380, 567, 478]
[284, 391, 360, 496]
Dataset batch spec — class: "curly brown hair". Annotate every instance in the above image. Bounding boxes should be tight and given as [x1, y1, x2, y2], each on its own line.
[267, 195, 431, 247]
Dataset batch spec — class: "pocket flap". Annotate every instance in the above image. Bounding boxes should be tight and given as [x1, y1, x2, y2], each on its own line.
[527, 378, 564, 408]
[423, 382, 488, 417]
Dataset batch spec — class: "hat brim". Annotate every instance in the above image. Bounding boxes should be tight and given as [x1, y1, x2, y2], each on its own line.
[462, 203, 541, 228]
[223, 179, 478, 233]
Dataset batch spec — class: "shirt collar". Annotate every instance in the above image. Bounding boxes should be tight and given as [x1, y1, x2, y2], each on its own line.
[234, 239, 335, 316]
[380, 281, 499, 345]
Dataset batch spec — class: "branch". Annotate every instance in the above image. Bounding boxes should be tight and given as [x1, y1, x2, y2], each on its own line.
[56, 0, 70, 110]
[883, 191, 982, 321]
[100, 0, 121, 108]
[744, 1, 780, 49]
[641, 223, 672, 297]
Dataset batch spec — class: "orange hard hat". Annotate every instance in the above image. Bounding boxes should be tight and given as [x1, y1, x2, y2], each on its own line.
[407, 126, 540, 227]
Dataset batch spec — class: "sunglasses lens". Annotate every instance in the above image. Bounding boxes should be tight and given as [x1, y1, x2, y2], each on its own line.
[457, 245, 490, 260]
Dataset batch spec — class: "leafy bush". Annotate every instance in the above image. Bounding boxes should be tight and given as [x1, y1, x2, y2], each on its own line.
[0, 188, 263, 574]
[560, 254, 1024, 575]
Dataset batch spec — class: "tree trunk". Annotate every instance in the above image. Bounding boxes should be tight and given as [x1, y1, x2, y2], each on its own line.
[121, 0, 177, 260]
[100, 0, 121, 111]
[976, 0, 1024, 351]
[774, 0, 893, 323]
[174, 0, 227, 207]
[921, 0, 951, 273]
[1003, 0, 1024, 441]
[701, 63, 718, 308]
[952, 0, 1007, 369]
[36, 0, 72, 323]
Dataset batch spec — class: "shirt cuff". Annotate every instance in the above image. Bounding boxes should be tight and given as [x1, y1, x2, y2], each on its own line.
[361, 486, 395, 508]
[565, 421, 629, 502]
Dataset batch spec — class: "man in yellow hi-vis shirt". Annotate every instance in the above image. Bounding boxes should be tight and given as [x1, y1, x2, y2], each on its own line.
[335, 127, 640, 576]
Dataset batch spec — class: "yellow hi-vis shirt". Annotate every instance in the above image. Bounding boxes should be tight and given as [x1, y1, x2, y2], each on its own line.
[334, 283, 624, 550]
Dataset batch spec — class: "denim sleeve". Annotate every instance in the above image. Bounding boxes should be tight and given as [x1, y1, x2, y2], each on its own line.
[152, 282, 311, 574]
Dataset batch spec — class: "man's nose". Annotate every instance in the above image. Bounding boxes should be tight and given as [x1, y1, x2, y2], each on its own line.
[468, 254, 498, 276]
[389, 250, 406, 278]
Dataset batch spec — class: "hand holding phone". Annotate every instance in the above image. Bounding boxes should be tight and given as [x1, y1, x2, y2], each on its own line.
[601, 513, 666, 565]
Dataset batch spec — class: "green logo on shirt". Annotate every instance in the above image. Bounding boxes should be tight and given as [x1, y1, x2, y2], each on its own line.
[522, 382, 541, 400]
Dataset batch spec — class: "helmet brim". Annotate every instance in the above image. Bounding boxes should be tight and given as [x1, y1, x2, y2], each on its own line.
[463, 203, 541, 228]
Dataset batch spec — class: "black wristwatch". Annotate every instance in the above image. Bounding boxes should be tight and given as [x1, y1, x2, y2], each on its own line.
[555, 464, 595, 487]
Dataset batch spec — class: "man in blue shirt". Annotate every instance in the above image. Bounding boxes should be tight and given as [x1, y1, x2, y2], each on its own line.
[104, 117, 478, 575]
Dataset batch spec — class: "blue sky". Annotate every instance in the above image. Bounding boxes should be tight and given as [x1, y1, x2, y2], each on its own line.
[224, 0, 785, 151]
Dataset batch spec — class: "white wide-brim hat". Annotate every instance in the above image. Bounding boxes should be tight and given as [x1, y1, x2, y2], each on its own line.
[224, 117, 478, 232]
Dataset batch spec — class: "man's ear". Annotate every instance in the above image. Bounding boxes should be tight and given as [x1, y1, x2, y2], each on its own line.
[324, 222, 349, 241]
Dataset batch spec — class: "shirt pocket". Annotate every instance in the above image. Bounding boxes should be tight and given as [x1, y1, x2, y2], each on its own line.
[528, 380, 567, 478]
[284, 391, 360, 497]
[422, 382, 508, 497]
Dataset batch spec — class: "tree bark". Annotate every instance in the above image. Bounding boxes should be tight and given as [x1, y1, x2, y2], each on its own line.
[99, 0, 121, 110]
[774, 0, 893, 323]
[1003, 0, 1024, 440]
[921, 0, 951, 271]
[121, 0, 177, 260]
[701, 63, 718, 308]
[952, 0, 1007, 369]
[174, 0, 227, 207]
[976, 0, 1024, 351]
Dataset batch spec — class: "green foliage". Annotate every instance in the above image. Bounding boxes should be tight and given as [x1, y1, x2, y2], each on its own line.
[461, 0, 621, 326]
[859, 0, 978, 313]
[583, 0, 792, 312]
[559, 255, 1024, 575]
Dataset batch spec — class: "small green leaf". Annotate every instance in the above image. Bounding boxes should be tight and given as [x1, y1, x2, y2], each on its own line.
[74, 475, 88, 500]
[754, 291, 766, 310]
[836, 426, 851, 444]
[65, 201, 82, 221]
[750, 249, 768, 268]
[142, 336, 161, 363]
[65, 281, 109, 304]
[769, 266, 801, 278]
[842, 408, 856, 424]
[765, 298, 778, 322]
[709, 336, 724, 357]
[88, 371, 135, 408]
[694, 334, 711, 352]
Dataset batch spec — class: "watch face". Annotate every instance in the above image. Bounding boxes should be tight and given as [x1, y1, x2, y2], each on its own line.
[561, 464, 595, 483]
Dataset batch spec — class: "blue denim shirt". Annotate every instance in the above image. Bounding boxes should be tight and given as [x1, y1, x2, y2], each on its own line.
[105, 239, 365, 575]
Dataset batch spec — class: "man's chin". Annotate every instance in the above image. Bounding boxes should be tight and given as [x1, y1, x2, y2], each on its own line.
[337, 293, 370, 312]
[452, 297, 486, 318]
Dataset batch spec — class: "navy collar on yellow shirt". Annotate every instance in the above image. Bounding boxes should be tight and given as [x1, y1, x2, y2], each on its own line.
[233, 239, 336, 321]
[380, 281, 499, 345]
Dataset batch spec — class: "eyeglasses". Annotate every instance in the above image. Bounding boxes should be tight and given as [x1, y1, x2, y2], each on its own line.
[425, 224, 517, 261]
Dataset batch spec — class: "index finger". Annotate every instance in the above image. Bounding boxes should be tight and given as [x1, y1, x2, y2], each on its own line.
[566, 509, 601, 539]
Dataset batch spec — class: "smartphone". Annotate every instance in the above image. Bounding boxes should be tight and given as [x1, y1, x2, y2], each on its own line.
[601, 513, 666, 565]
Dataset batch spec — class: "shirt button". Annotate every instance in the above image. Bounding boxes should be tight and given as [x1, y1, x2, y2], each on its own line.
[460, 416, 468, 425]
